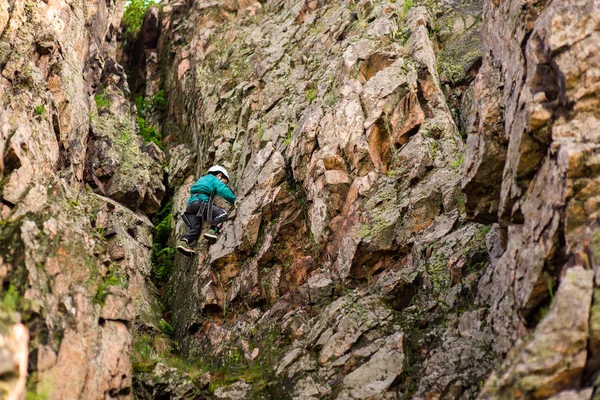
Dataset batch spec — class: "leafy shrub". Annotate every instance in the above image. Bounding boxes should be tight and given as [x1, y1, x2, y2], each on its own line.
[135, 93, 165, 148]
[152, 89, 167, 114]
[152, 212, 174, 281]
[137, 116, 163, 147]
[135, 95, 152, 117]
[122, 0, 158, 41]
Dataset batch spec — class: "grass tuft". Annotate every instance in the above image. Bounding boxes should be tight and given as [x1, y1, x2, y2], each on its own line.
[94, 93, 110, 109]
[34, 105, 45, 116]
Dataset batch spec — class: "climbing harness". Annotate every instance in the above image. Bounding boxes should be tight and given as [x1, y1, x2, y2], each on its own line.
[181, 196, 214, 228]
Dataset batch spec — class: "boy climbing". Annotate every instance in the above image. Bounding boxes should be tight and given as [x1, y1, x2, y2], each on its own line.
[177, 165, 236, 256]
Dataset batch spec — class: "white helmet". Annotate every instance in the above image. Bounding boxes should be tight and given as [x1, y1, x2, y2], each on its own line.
[208, 165, 230, 181]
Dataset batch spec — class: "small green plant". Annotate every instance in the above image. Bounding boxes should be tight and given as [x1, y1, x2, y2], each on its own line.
[429, 140, 439, 159]
[137, 116, 163, 147]
[450, 154, 464, 169]
[152, 246, 174, 281]
[584, 253, 592, 270]
[135, 95, 152, 117]
[94, 267, 127, 306]
[152, 89, 167, 114]
[349, 0, 372, 29]
[402, 0, 414, 18]
[26, 389, 48, 400]
[455, 190, 466, 211]
[155, 214, 172, 244]
[34, 105, 45, 116]
[394, 26, 412, 44]
[93, 284, 108, 306]
[152, 211, 174, 281]
[547, 278, 555, 301]
[152, 198, 173, 226]
[257, 119, 265, 142]
[324, 91, 338, 107]
[306, 88, 317, 103]
[132, 334, 157, 373]
[438, 61, 465, 86]
[0, 284, 20, 312]
[95, 227, 107, 241]
[284, 126, 293, 146]
[94, 93, 110, 109]
[135, 94, 165, 147]
[159, 319, 175, 336]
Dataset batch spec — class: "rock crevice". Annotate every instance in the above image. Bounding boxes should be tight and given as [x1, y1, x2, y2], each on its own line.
[3, 0, 600, 398]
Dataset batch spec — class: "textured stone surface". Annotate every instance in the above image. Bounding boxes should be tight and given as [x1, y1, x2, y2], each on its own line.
[338, 332, 405, 399]
[134, 363, 201, 400]
[465, 0, 600, 362]
[479, 267, 594, 399]
[459, 0, 600, 396]
[0, 0, 161, 398]
[274, 292, 402, 398]
[7, 0, 600, 397]
[0, 315, 28, 400]
[549, 389, 593, 400]
[413, 309, 494, 400]
[150, 0, 494, 397]
[214, 381, 251, 399]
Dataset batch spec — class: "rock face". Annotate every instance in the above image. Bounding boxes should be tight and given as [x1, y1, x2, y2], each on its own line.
[0, 0, 163, 398]
[463, 0, 600, 397]
[0, 314, 28, 400]
[3, 0, 599, 398]
[479, 266, 594, 399]
[135, 0, 494, 398]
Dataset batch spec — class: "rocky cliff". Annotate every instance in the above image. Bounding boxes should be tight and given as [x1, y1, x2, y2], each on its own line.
[0, 0, 165, 398]
[124, 0, 494, 398]
[465, 0, 600, 398]
[1, 0, 599, 399]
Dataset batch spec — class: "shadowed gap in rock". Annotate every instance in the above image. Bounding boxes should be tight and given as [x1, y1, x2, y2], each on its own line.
[2, 146, 21, 176]
[202, 304, 223, 319]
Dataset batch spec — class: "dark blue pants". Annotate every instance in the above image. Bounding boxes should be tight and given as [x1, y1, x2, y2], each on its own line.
[181, 200, 227, 243]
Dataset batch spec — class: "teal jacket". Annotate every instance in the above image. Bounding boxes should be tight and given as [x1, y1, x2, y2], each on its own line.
[188, 174, 236, 205]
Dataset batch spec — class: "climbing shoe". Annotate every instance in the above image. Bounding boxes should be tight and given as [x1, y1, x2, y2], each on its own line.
[176, 240, 196, 256]
[203, 231, 219, 241]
